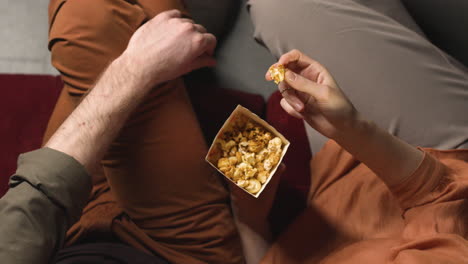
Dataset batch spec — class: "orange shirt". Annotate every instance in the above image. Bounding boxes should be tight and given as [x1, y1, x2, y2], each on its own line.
[262, 140, 468, 263]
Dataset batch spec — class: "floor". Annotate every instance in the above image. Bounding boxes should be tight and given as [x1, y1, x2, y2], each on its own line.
[1, 0, 58, 75]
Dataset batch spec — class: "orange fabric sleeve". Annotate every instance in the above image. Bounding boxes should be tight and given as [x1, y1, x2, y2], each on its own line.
[390, 149, 468, 212]
[389, 150, 447, 211]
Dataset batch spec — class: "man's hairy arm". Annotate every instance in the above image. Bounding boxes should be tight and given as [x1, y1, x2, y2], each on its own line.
[45, 57, 148, 173]
[0, 9, 217, 264]
[45, 9, 217, 172]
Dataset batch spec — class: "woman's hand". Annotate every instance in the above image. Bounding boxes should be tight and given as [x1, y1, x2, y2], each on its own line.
[268, 49, 423, 188]
[267, 49, 359, 140]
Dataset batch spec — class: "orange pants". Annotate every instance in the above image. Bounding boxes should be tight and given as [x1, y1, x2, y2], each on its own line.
[44, 1, 243, 263]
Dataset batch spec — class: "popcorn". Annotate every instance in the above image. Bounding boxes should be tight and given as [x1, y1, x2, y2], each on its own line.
[269, 64, 286, 84]
[215, 117, 283, 194]
[206, 106, 290, 197]
[245, 179, 262, 194]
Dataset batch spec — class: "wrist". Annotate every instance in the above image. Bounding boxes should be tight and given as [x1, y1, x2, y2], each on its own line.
[332, 118, 382, 178]
[115, 52, 162, 92]
[334, 114, 376, 147]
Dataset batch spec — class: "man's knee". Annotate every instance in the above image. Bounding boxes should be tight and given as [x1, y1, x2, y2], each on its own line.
[49, 0, 146, 92]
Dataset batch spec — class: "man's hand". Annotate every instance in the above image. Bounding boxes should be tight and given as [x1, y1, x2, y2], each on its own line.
[266, 49, 359, 141]
[123, 9, 217, 88]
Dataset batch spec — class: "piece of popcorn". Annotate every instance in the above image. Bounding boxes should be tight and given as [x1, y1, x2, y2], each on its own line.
[218, 157, 230, 169]
[269, 64, 286, 84]
[256, 149, 269, 163]
[233, 167, 243, 180]
[255, 162, 263, 171]
[228, 156, 238, 166]
[263, 158, 273, 172]
[257, 171, 269, 184]
[262, 132, 272, 142]
[229, 146, 237, 157]
[236, 162, 257, 179]
[242, 152, 256, 166]
[245, 167, 258, 179]
[224, 167, 235, 178]
[246, 179, 262, 194]
[248, 140, 264, 153]
[224, 140, 236, 151]
[234, 132, 244, 143]
[268, 137, 283, 153]
[236, 151, 242, 163]
[264, 152, 281, 171]
[238, 141, 249, 153]
[237, 179, 249, 188]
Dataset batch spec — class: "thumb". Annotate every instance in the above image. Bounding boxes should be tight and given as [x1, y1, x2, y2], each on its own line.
[285, 71, 328, 103]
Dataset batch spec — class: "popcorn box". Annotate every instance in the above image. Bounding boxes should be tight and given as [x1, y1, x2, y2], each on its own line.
[205, 105, 290, 198]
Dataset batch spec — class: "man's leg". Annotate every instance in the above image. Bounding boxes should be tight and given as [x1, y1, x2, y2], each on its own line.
[249, 0, 468, 153]
[45, 0, 243, 263]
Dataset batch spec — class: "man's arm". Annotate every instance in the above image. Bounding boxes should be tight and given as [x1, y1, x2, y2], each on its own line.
[0, 148, 91, 264]
[0, 9, 216, 264]
[45, 9, 217, 173]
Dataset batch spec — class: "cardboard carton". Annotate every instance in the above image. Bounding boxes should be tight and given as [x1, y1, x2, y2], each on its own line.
[206, 105, 290, 197]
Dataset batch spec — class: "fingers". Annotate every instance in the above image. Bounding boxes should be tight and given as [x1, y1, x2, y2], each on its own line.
[279, 82, 305, 112]
[278, 49, 319, 70]
[278, 49, 303, 66]
[177, 18, 213, 56]
[285, 70, 328, 102]
[202, 33, 217, 56]
[280, 98, 304, 119]
[191, 53, 217, 71]
[179, 18, 208, 33]
[160, 9, 182, 19]
[179, 18, 195, 24]
[193, 24, 207, 33]
[265, 69, 272, 81]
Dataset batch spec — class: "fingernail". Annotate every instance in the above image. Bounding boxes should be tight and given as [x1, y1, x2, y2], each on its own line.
[290, 96, 304, 111]
[286, 71, 296, 82]
[294, 102, 303, 111]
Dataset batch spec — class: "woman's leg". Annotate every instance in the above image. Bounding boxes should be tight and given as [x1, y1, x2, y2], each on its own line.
[249, 0, 468, 153]
[45, 0, 243, 263]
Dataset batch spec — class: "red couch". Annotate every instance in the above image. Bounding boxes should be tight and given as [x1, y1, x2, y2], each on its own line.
[0, 75, 62, 196]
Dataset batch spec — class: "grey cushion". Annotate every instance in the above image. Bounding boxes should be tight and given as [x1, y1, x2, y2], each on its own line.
[356, 0, 425, 37]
